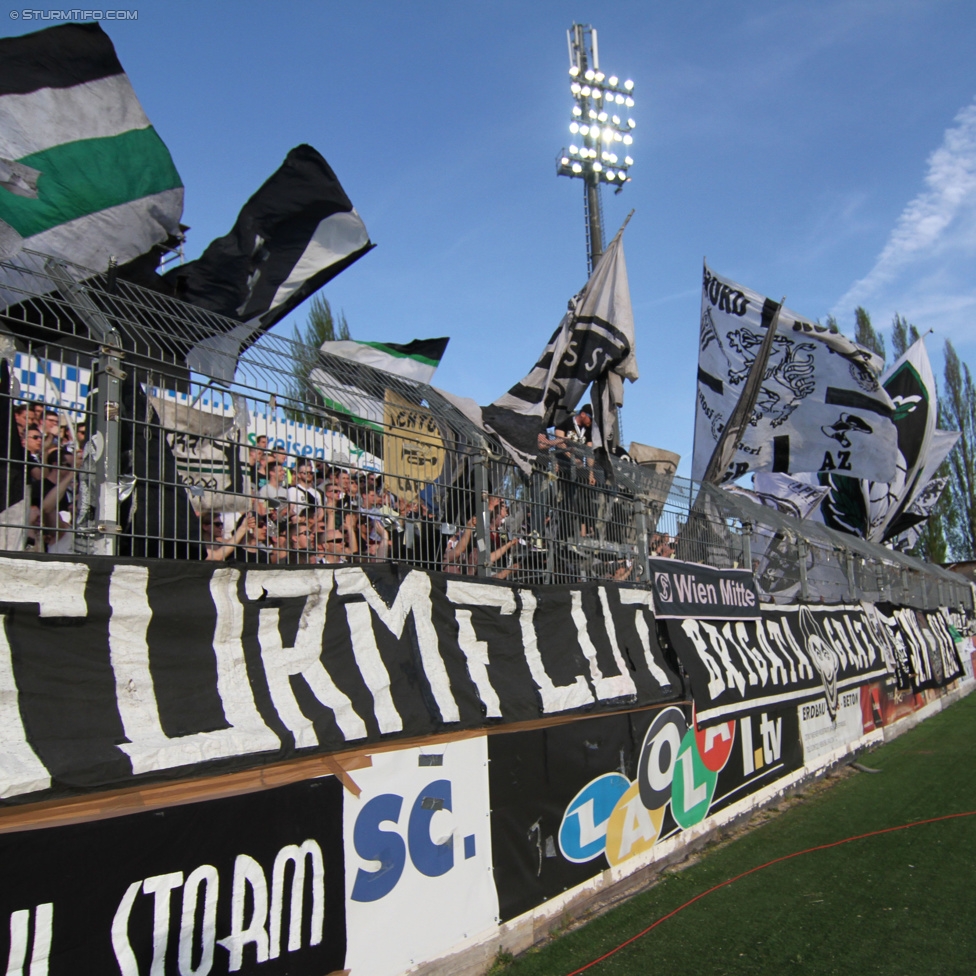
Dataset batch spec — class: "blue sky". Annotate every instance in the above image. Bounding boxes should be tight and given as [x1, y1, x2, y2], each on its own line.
[7, 0, 976, 473]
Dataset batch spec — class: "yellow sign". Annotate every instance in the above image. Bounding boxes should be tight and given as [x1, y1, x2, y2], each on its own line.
[383, 390, 445, 502]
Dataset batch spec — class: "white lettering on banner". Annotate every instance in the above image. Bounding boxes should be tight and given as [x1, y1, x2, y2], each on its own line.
[759, 713, 782, 764]
[518, 590, 593, 713]
[109, 566, 280, 774]
[700, 622, 747, 695]
[740, 715, 755, 776]
[269, 841, 324, 958]
[721, 622, 757, 687]
[0, 558, 89, 798]
[179, 865, 219, 976]
[570, 590, 637, 701]
[334, 569, 459, 723]
[592, 586, 637, 698]
[733, 621, 767, 685]
[143, 872, 183, 976]
[618, 589, 674, 689]
[444, 581, 513, 719]
[245, 569, 367, 747]
[110, 842, 324, 975]
[678, 748, 708, 808]
[112, 881, 141, 976]
[679, 619, 727, 700]
[4, 903, 52, 976]
[218, 855, 269, 971]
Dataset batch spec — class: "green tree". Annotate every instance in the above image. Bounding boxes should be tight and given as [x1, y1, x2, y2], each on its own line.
[939, 340, 976, 559]
[285, 295, 350, 424]
[890, 312, 920, 359]
[854, 306, 886, 362]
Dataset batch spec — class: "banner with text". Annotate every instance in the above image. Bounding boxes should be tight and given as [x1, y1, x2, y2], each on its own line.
[0, 778, 345, 975]
[0, 555, 679, 803]
[649, 557, 760, 621]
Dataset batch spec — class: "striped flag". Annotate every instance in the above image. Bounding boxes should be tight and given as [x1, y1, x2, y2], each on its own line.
[319, 338, 448, 384]
[0, 23, 183, 292]
[481, 227, 637, 461]
[308, 337, 448, 431]
[168, 145, 373, 383]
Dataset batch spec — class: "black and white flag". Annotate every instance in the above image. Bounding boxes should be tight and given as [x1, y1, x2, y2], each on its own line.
[166, 144, 373, 383]
[481, 228, 637, 464]
[692, 264, 898, 484]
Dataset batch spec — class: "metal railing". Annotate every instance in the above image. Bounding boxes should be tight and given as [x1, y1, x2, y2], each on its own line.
[0, 247, 970, 610]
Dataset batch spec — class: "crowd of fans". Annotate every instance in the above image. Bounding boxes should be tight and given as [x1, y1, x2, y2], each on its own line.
[1, 402, 672, 581]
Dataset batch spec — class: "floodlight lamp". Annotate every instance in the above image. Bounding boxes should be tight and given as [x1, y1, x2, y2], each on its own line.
[584, 69, 595, 81]
[602, 127, 613, 142]
[625, 97, 635, 107]
[573, 105, 582, 116]
[598, 111, 608, 122]
[593, 88, 602, 99]
[623, 134, 633, 145]
[595, 71, 605, 82]
[606, 170, 615, 180]
[612, 114, 620, 124]
[569, 144, 579, 154]
[569, 65, 580, 76]
[571, 82, 582, 94]
[624, 155, 633, 165]
[609, 153, 618, 163]
[624, 79, 634, 90]
[609, 75, 619, 86]
[579, 124, 589, 135]
[588, 109, 597, 119]
[570, 122, 579, 133]
[572, 162, 582, 173]
[601, 151, 609, 161]
[561, 156, 570, 165]
[581, 85, 591, 96]
[628, 118, 636, 128]
[615, 94, 624, 105]
[613, 132, 622, 142]
[592, 161, 602, 172]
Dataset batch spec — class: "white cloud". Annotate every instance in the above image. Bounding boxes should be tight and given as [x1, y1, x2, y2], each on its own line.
[833, 98, 976, 338]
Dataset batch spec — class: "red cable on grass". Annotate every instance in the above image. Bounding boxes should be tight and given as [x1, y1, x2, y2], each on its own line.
[564, 809, 976, 976]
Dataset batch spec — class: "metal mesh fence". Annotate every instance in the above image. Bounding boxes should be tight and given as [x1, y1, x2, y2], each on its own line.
[0, 248, 970, 610]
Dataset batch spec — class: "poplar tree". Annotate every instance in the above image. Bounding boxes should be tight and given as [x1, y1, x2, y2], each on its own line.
[854, 306, 886, 362]
[286, 295, 351, 424]
[939, 340, 976, 559]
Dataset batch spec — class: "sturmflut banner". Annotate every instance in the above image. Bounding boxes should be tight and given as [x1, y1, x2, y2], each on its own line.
[0, 555, 679, 802]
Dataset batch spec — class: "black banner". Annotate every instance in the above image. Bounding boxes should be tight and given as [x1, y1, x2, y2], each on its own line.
[666, 603, 890, 725]
[649, 557, 760, 620]
[0, 777, 345, 975]
[0, 553, 679, 803]
[488, 702, 802, 923]
[872, 603, 962, 691]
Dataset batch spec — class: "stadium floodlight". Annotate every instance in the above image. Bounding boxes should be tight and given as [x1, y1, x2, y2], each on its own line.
[556, 23, 635, 271]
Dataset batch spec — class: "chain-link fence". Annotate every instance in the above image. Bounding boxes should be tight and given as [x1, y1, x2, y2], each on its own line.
[0, 248, 970, 610]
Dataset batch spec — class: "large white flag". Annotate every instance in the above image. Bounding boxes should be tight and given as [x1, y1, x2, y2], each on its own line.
[693, 264, 898, 484]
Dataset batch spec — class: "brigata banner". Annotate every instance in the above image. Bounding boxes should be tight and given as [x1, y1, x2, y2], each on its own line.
[0, 554, 679, 803]
[666, 603, 891, 725]
[649, 557, 760, 621]
[0, 777, 346, 975]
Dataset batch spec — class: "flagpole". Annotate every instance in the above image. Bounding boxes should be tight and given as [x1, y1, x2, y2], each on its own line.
[701, 297, 785, 486]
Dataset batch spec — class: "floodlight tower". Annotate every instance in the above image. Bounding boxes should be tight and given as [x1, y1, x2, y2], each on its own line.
[557, 24, 635, 273]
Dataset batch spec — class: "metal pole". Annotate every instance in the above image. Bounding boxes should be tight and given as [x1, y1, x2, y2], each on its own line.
[473, 452, 491, 577]
[585, 178, 604, 272]
[846, 550, 859, 603]
[93, 333, 125, 555]
[741, 521, 753, 573]
[797, 537, 810, 602]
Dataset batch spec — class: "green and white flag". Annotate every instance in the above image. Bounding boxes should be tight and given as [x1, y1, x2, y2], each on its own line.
[319, 337, 448, 383]
[0, 23, 183, 301]
[309, 338, 448, 430]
